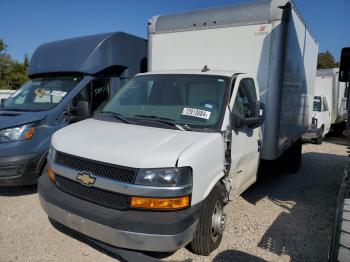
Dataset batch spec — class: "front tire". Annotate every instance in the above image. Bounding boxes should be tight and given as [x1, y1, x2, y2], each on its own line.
[188, 185, 226, 256]
[314, 126, 324, 145]
[315, 134, 323, 145]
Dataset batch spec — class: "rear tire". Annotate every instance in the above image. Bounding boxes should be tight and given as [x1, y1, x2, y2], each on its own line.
[188, 185, 226, 256]
[279, 139, 302, 174]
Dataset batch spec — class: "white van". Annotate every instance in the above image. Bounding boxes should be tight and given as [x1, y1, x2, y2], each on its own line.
[39, 0, 318, 256]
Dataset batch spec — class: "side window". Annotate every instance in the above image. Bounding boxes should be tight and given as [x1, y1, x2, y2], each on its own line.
[322, 97, 329, 112]
[91, 79, 110, 113]
[233, 78, 258, 118]
[72, 79, 110, 116]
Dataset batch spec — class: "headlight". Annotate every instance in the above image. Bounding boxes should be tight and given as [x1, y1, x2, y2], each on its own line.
[135, 167, 192, 187]
[0, 123, 37, 143]
[311, 117, 318, 128]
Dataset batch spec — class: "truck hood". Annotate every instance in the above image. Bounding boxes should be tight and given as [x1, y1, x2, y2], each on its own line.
[52, 118, 215, 168]
[0, 110, 47, 129]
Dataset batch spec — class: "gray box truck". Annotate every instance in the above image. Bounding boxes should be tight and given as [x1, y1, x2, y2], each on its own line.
[0, 32, 147, 186]
[39, 0, 318, 256]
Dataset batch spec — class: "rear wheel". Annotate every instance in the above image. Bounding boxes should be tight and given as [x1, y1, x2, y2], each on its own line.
[279, 139, 302, 174]
[188, 185, 226, 256]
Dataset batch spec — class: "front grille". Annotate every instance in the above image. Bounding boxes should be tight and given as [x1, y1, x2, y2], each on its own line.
[55, 151, 137, 184]
[0, 163, 24, 177]
[56, 176, 130, 210]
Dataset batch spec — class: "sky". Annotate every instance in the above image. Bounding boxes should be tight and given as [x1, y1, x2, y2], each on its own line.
[1, 0, 349, 62]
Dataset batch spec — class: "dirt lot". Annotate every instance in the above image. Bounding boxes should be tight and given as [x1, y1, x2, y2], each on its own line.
[0, 138, 348, 262]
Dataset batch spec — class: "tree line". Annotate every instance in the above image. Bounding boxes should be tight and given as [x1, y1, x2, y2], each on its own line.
[0, 39, 29, 90]
[0, 38, 342, 90]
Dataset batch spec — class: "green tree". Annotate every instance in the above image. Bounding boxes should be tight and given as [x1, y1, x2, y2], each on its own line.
[317, 51, 339, 69]
[23, 53, 30, 68]
[0, 39, 6, 53]
[0, 39, 29, 90]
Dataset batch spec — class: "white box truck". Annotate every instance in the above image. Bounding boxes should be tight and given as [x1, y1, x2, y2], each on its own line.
[303, 68, 347, 143]
[317, 69, 347, 133]
[39, 0, 318, 256]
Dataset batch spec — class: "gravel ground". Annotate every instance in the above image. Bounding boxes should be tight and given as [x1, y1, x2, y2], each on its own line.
[0, 137, 348, 262]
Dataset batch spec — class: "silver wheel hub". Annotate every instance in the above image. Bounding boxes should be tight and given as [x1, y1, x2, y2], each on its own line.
[211, 201, 226, 242]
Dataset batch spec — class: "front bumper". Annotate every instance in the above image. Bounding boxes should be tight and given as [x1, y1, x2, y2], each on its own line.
[0, 152, 45, 186]
[38, 175, 201, 252]
[302, 127, 322, 140]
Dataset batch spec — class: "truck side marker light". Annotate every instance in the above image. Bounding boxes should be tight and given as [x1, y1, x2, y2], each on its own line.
[130, 196, 190, 210]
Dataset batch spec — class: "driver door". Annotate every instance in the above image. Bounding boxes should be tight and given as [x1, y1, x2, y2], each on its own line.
[229, 75, 262, 197]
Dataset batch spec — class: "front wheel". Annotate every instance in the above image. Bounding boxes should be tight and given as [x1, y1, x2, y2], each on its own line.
[314, 127, 324, 145]
[187, 185, 226, 256]
[314, 134, 323, 145]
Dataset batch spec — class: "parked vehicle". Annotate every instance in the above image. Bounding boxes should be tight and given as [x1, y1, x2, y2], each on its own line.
[39, 0, 318, 256]
[0, 32, 147, 186]
[303, 72, 334, 144]
[318, 68, 348, 134]
[0, 90, 15, 101]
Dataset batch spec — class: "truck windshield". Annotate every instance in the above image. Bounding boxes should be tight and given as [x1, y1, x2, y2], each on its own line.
[3, 76, 82, 112]
[102, 74, 228, 129]
[313, 96, 321, 112]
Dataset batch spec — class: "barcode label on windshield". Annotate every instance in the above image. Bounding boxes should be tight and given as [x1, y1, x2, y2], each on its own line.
[182, 108, 211, 120]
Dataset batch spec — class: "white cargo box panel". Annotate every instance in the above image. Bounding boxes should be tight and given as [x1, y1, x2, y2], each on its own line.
[148, 0, 318, 160]
[317, 68, 347, 124]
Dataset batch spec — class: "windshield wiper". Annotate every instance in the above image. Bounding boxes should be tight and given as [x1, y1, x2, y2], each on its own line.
[133, 115, 192, 131]
[100, 111, 131, 124]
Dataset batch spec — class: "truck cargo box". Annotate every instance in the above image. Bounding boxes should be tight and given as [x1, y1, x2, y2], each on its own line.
[316, 68, 347, 125]
[148, 0, 318, 160]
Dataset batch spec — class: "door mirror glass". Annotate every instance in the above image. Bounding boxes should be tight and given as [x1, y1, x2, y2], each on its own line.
[339, 47, 350, 82]
[1, 98, 6, 106]
[77, 101, 90, 120]
[231, 101, 265, 129]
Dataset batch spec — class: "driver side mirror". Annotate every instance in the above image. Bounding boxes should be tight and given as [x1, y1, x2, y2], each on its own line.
[0, 98, 6, 107]
[66, 101, 90, 123]
[231, 101, 265, 129]
[76, 100, 90, 120]
[339, 47, 350, 82]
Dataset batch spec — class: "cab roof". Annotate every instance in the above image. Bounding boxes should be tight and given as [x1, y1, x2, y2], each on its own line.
[28, 32, 147, 78]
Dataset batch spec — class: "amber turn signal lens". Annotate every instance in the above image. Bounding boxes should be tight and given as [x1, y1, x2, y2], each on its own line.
[130, 196, 190, 210]
[47, 167, 56, 183]
[23, 127, 36, 140]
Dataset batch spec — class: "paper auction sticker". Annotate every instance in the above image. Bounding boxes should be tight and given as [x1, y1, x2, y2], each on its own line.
[182, 108, 211, 120]
[51, 91, 67, 97]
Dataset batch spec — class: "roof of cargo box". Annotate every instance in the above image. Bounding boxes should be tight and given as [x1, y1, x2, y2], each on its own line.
[28, 32, 147, 78]
[149, 0, 315, 40]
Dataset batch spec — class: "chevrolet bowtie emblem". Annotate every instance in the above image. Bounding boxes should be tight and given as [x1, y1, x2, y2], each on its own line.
[76, 172, 96, 186]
